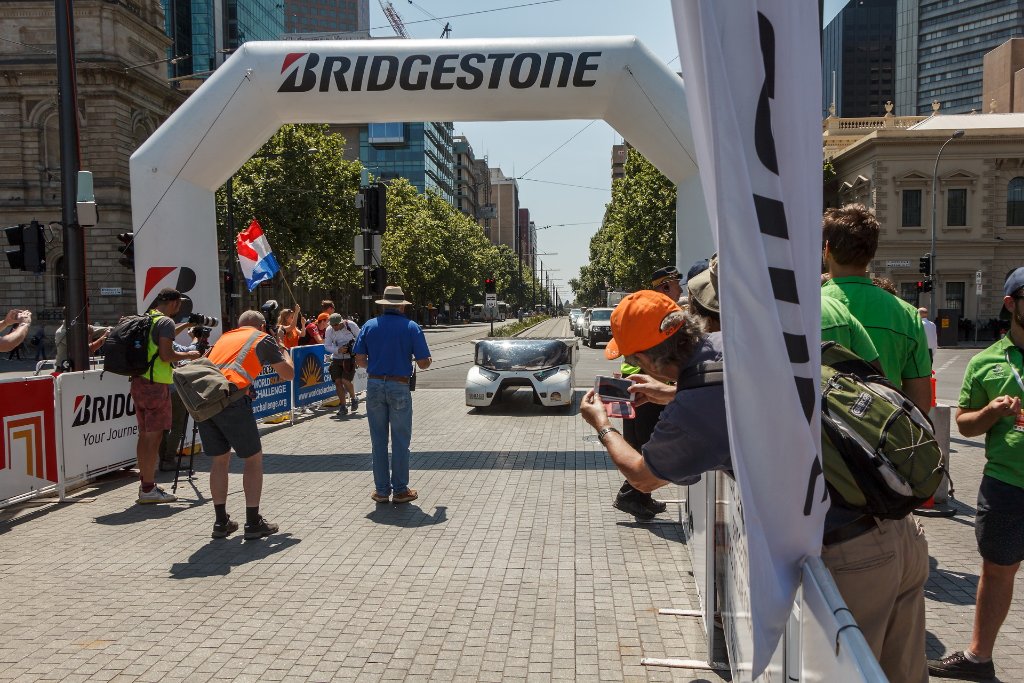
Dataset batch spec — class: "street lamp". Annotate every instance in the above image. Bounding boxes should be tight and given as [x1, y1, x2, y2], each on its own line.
[929, 128, 965, 310]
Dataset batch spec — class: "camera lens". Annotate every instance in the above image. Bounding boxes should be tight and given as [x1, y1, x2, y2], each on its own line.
[187, 313, 219, 327]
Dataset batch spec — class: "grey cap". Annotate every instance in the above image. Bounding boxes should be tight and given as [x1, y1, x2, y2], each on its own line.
[1004, 267, 1024, 297]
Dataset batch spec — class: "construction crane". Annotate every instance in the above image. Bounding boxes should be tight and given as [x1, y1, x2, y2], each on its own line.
[379, 0, 409, 38]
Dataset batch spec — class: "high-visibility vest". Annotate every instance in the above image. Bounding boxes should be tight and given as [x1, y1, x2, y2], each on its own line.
[208, 327, 267, 390]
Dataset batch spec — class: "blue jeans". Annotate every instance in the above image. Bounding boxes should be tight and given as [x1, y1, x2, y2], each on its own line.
[366, 379, 413, 495]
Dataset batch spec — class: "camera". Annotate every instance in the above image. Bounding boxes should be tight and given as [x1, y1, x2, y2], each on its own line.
[192, 325, 212, 353]
[187, 313, 219, 327]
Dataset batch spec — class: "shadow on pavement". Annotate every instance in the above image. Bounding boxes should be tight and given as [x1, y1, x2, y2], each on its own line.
[94, 498, 203, 525]
[366, 504, 447, 528]
[925, 556, 978, 606]
[257, 450, 617, 473]
[464, 387, 583, 417]
[169, 533, 301, 578]
[616, 518, 686, 543]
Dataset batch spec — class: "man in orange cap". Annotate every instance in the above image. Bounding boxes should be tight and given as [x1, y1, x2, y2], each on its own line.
[579, 291, 731, 492]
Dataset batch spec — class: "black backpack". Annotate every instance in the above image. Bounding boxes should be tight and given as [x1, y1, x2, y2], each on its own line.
[102, 313, 157, 379]
[677, 342, 946, 520]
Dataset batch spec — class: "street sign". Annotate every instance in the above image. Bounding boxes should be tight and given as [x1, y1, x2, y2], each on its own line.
[975, 270, 983, 284]
[886, 260, 911, 268]
[977, 283, 983, 296]
[353, 234, 381, 266]
[485, 293, 497, 307]
[99, 287, 122, 296]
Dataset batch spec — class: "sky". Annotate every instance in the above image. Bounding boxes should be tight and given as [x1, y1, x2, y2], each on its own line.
[363, 0, 847, 302]
[365, 0, 681, 303]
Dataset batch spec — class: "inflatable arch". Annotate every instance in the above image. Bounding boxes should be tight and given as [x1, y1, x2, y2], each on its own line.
[129, 36, 710, 321]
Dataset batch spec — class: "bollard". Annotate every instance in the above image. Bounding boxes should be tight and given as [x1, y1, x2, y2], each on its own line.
[915, 404, 956, 517]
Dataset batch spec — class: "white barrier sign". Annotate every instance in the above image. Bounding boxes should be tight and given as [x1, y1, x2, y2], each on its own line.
[56, 371, 138, 485]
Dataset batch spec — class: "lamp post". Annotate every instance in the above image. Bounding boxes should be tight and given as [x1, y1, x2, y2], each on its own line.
[929, 129, 965, 311]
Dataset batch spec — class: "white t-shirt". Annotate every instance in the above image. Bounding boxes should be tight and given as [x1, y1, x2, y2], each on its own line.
[323, 320, 360, 359]
[921, 318, 938, 354]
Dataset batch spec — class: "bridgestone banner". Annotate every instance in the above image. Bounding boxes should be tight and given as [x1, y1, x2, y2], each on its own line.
[673, 1, 828, 676]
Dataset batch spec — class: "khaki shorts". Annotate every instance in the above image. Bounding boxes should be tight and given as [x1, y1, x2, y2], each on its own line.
[130, 377, 172, 433]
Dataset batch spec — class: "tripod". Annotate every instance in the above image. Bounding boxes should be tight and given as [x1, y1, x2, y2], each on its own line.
[172, 409, 200, 494]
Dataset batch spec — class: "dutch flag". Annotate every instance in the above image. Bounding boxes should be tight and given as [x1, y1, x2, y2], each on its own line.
[236, 219, 281, 291]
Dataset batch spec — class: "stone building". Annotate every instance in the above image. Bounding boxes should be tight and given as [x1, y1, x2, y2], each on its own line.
[0, 0, 185, 335]
[826, 109, 1024, 326]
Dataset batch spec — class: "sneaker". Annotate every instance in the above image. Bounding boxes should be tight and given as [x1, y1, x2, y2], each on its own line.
[640, 493, 668, 515]
[212, 517, 239, 539]
[337, 405, 348, 417]
[137, 485, 177, 505]
[371, 492, 390, 503]
[392, 489, 418, 504]
[350, 397, 359, 411]
[243, 517, 279, 540]
[613, 493, 656, 521]
[928, 651, 996, 680]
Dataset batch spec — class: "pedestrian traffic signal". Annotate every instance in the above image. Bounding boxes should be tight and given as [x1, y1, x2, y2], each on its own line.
[364, 184, 387, 234]
[919, 253, 931, 276]
[117, 232, 135, 271]
[224, 271, 236, 294]
[3, 221, 45, 273]
[369, 266, 387, 297]
[922, 280, 933, 293]
[484, 277, 495, 294]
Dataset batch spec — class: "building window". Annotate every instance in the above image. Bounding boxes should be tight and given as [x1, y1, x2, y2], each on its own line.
[899, 282, 919, 306]
[1009, 177, 1024, 226]
[945, 281, 964, 314]
[947, 188, 967, 227]
[368, 122, 406, 145]
[902, 189, 922, 227]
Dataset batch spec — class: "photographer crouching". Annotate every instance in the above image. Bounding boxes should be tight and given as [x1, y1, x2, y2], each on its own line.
[197, 309, 294, 539]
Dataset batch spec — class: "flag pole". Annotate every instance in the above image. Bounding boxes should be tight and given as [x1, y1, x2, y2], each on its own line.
[279, 270, 299, 308]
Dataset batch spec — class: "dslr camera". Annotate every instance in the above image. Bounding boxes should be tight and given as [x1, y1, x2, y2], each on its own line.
[192, 325, 212, 353]
[187, 313, 219, 327]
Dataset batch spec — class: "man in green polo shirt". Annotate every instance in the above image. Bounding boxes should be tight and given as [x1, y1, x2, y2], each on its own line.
[820, 294, 880, 370]
[822, 204, 932, 412]
[929, 268, 1024, 681]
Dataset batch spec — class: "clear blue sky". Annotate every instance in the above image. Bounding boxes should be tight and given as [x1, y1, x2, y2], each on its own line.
[366, 0, 680, 303]
[366, 0, 843, 301]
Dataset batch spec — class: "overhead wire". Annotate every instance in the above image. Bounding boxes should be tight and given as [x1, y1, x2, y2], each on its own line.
[516, 178, 607, 192]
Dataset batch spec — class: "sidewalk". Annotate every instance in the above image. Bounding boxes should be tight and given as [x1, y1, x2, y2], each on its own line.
[0, 389, 717, 682]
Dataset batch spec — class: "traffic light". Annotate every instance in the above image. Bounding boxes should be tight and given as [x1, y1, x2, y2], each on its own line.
[224, 271, 236, 294]
[4, 222, 45, 273]
[117, 232, 135, 271]
[916, 281, 923, 293]
[484, 277, 496, 294]
[364, 184, 387, 234]
[922, 280, 933, 293]
[919, 253, 931, 276]
[369, 266, 387, 297]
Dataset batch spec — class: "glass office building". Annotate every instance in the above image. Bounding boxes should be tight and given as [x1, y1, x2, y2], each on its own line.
[822, 0, 897, 118]
[896, 0, 1024, 115]
[284, 0, 368, 34]
[163, 0, 284, 78]
[360, 122, 456, 205]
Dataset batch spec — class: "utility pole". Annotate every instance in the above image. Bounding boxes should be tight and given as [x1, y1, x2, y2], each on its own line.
[55, 0, 89, 370]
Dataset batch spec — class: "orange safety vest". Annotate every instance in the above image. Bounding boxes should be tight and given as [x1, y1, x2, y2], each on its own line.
[208, 327, 267, 390]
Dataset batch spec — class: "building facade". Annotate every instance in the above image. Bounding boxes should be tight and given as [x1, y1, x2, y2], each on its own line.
[284, 0, 368, 35]
[983, 37, 1024, 112]
[0, 0, 185, 331]
[488, 168, 519, 254]
[453, 135, 492, 228]
[611, 143, 628, 181]
[827, 114, 1024, 325]
[896, 0, 1024, 116]
[822, 0, 897, 118]
[162, 0, 284, 79]
[360, 122, 455, 205]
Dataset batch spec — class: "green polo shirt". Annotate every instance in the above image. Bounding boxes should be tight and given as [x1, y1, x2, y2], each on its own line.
[958, 335, 1024, 488]
[820, 295, 879, 364]
[822, 277, 931, 388]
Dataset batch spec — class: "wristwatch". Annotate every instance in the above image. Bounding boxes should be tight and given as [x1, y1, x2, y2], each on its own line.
[597, 426, 620, 445]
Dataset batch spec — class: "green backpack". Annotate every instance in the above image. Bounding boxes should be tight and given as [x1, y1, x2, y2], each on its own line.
[677, 342, 947, 519]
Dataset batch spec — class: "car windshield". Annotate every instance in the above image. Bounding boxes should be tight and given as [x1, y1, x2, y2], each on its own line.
[590, 309, 612, 321]
[476, 339, 571, 371]
[570, 309, 582, 316]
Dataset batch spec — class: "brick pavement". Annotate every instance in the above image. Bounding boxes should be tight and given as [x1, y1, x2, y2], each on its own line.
[0, 389, 723, 682]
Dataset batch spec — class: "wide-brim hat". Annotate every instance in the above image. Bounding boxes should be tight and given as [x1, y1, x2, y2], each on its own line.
[687, 253, 720, 315]
[376, 285, 412, 306]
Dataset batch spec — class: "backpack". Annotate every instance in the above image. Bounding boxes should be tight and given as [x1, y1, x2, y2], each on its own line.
[677, 341, 946, 520]
[171, 358, 247, 422]
[102, 314, 156, 378]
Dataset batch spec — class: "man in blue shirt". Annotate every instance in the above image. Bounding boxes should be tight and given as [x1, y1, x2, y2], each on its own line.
[353, 285, 432, 504]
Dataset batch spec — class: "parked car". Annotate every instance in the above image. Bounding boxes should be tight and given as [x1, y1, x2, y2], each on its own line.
[582, 307, 613, 348]
[568, 308, 583, 334]
[465, 337, 578, 409]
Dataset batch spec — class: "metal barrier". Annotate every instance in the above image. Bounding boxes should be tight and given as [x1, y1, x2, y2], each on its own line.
[0, 376, 60, 507]
[33, 356, 105, 376]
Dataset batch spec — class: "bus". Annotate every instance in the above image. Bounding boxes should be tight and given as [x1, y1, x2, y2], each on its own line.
[471, 302, 507, 322]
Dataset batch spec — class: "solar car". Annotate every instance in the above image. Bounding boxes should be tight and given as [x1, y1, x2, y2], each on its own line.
[465, 337, 578, 409]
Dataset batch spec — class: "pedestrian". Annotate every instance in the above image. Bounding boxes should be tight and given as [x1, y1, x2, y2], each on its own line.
[31, 325, 46, 361]
[54, 317, 110, 371]
[928, 268, 1024, 681]
[353, 285, 432, 504]
[321, 299, 335, 316]
[821, 203, 930, 683]
[159, 328, 205, 472]
[0, 309, 31, 353]
[130, 288, 201, 505]
[323, 312, 361, 416]
[687, 256, 721, 332]
[300, 312, 326, 345]
[276, 305, 305, 349]
[919, 307, 938, 363]
[650, 265, 684, 304]
[200, 309, 295, 539]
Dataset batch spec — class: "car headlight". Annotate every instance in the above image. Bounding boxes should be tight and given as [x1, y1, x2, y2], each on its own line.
[533, 367, 564, 382]
[477, 367, 500, 381]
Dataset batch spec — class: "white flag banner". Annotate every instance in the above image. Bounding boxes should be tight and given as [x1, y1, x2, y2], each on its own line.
[673, 0, 828, 676]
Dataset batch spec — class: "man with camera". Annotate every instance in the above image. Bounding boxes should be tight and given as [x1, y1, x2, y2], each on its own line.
[324, 312, 361, 417]
[131, 289, 202, 505]
[201, 309, 294, 539]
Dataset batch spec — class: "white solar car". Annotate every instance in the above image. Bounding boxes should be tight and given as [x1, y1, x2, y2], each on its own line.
[465, 337, 578, 409]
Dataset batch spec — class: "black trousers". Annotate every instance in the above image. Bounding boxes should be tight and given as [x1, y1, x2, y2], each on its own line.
[619, 401, 666, 496]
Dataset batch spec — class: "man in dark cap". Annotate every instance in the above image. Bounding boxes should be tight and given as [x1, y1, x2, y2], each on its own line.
[930, 267, 1024, 681]
[650, 266, 684, 304]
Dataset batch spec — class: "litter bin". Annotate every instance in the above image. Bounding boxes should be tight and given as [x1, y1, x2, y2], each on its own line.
[936, 309, 960, 347]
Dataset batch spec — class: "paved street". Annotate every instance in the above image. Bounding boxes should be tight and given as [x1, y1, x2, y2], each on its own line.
[0, 327, 1020, 681]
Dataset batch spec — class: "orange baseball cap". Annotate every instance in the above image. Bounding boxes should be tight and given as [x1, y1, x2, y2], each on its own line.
[316, 312, 331, 322]
[605, 291, 684, 360]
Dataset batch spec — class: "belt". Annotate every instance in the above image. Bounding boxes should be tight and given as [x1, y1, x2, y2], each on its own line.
[823, 515, 877, 546]
[368, 374, 409, 383]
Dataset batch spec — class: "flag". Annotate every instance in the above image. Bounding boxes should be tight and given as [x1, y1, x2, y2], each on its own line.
[236, 219, 280, 291]
[673, 0, 828, 676]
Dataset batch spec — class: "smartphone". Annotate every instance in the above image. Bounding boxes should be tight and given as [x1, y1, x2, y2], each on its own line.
[595, 375, 636, 403]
